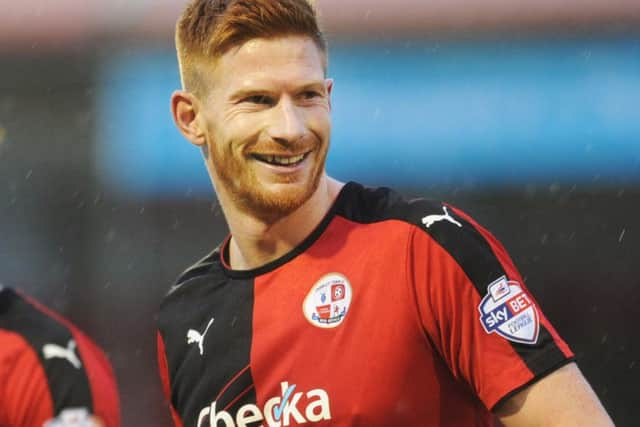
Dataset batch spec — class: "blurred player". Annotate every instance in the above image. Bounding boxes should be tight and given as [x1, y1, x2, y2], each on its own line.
[0, 285, 120, 426]
[157, 0, 614, 426]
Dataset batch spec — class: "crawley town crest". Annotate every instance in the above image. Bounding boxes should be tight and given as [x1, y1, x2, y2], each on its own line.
[303, 273, 352, 329]
[478, 276, 540, 344]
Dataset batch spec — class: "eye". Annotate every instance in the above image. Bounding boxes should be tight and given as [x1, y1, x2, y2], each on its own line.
[243, 95, 274, 105]
[301, 90, 321, 100]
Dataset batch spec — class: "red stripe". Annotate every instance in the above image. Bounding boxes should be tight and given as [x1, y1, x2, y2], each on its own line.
[71, 328, 121, 427]
[157, 332, 184, 427]
[222, 384, 255, 412]
[0, 330, 55, 425]
[219, 235, 233, 270]
[214, 364, 251, 402]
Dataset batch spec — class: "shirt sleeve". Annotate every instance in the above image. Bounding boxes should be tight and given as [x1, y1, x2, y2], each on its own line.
[0, 331, 56, 426]
[409, 203, 574, 410]
[0, 291, 121, 427]
[157, 331, 185, 427]
[0, 331, 120, 427]
[70, 326, 121, 427]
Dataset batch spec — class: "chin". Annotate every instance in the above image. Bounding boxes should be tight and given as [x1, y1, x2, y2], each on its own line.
[245, 178, 320, 221]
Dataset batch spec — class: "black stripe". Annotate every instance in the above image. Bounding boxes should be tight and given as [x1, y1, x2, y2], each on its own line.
[216, 366, 254, 411]
[419, 207, 568, 377]
[225, 384, 258, 418]
[330, 183, 570, 378]
[0, 288, 93, 415]
[159, 274, 256, 426]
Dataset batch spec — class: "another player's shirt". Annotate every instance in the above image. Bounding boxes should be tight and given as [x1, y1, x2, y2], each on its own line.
[0, 286, 120, 427]
[157, 182, 574, 427]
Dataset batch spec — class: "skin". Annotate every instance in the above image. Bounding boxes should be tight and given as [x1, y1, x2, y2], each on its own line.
[89, 416, 105, 427]
[171, 35, 614, 426]
[494, 363, 614, 426]
[172, 36, 343, 270]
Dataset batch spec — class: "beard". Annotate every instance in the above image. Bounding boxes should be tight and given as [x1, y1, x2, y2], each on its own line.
[208, 139, 328, 223]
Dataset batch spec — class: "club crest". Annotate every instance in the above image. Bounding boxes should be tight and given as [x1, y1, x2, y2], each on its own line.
[478, 276, 539, 344]
[303, 273, 352, 329]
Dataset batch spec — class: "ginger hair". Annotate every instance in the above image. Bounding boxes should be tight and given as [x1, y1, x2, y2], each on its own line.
[176, 0, 327, 94]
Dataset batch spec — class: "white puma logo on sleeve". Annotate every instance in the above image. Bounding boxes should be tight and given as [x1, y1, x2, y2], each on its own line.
[42, 339, 82, 369]
[422, 206, 462, 228]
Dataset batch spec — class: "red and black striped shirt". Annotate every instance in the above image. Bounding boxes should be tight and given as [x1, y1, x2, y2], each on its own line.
[158, 182, 573, 427]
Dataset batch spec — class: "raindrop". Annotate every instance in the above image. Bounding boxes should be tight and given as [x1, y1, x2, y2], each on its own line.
[618, 229, 626, 243]
[105, 229, 116, 243]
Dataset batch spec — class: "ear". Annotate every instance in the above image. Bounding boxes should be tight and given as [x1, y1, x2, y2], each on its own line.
[171, 90, 206, 147]
[325, 78, 334, 111]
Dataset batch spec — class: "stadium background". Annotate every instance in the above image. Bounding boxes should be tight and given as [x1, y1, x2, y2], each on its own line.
[1, 0, 638, 425]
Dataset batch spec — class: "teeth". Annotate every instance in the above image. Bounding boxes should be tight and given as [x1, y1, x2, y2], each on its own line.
[258, 154, 306, 165]
[274, 154, 305, 165]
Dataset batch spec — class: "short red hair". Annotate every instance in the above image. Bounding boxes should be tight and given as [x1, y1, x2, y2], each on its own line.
[176, 0, 327, 93]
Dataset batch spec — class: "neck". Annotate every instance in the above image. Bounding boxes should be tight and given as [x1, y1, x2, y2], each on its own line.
[220, 176, 344, 270]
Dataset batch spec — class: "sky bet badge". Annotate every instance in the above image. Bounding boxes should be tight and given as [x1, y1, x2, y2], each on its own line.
[303, 273, 352, 329]
[478, 276, 539, 344]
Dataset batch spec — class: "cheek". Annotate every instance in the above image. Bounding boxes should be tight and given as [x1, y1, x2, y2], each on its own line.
[225, 116, 265, 149]
[306, 109, 331, 138]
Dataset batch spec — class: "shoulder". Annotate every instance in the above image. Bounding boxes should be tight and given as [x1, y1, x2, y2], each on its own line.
[0, 287, 75, 349]
[165, 248, 224, 296]
[158, 247, 229, 330]
[337, 182, 483, 244]
[339, 182, 508, 276]
[0, 287, 113, 366]
[336, 181, 448, 227]
[0, 287, 119, 426]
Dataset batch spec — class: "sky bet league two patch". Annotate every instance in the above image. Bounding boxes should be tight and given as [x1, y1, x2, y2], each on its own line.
[478, 276, 540, 344]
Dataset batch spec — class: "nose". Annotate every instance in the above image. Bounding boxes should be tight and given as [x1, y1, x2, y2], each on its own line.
[267, 97, 305, 145]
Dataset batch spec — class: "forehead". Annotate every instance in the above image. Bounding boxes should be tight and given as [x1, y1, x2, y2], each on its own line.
[208, 36, 326, 93]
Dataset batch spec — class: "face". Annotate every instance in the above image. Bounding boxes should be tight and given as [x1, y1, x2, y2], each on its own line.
[196, 36, 332, 221]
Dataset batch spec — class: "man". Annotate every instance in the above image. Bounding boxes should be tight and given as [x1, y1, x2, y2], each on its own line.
[0, 285, 120, 426]
[157, 0, 614, 426]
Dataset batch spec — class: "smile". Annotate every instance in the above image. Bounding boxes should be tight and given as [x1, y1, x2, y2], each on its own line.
[251, 152, 309, 167]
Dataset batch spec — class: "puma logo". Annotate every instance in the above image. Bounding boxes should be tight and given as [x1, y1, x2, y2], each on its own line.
[187, 317, 214, 356]
[422, 206, 462, 228]
[42, 339, 82, 369]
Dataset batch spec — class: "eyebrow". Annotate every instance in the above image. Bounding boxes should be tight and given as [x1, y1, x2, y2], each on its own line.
[228, 81, 326, 102]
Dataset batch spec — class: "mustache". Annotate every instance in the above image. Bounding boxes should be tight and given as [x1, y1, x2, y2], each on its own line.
[244, 137, 318, 154]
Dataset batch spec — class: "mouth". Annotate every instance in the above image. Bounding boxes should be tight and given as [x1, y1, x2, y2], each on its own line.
[250, 152, 310, 167]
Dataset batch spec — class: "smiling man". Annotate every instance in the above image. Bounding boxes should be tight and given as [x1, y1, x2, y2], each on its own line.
[156, 1, 614, 426]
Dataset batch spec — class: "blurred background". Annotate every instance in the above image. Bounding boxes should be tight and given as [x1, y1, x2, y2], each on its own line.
[1, 0, 638, 425]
